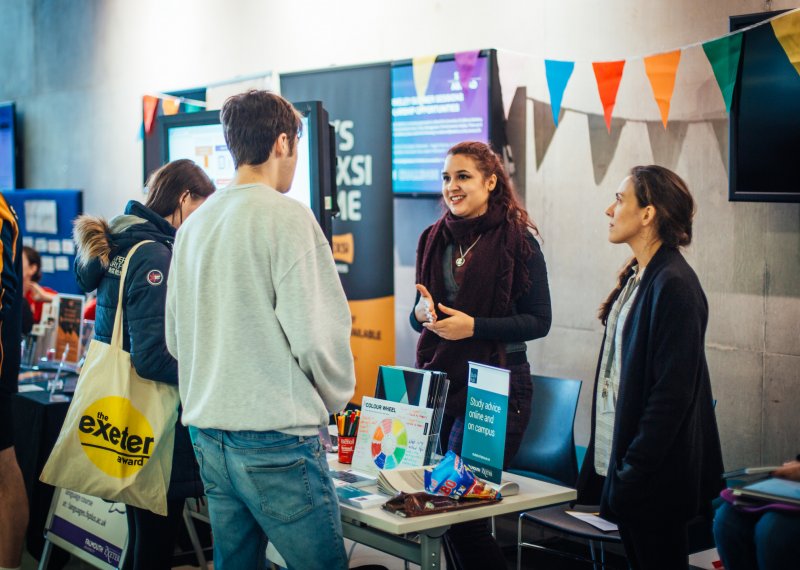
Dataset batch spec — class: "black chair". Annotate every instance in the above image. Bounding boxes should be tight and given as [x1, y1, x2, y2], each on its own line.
[517, 503, 624, 570]
[508, 375, 625, 570]
[507, 374, 582, 487]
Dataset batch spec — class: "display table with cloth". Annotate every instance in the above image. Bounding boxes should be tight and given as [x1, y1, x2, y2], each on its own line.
[13, 386, 72, 562]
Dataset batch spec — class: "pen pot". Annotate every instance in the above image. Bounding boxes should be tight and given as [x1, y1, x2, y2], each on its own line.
[338, 436, 357, 464]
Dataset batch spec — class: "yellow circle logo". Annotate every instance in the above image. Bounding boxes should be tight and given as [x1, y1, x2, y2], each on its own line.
[77, 396, 155, 478]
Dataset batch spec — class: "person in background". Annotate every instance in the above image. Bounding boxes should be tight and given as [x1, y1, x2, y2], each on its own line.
[411, 141, 551, 569]
[0, 193, 27, 570]
[165, 90, 355, 570]
[73, 159, 214, 570]
[576, 165, 723, 570]
[714, 457, 800, 569]
[22, 246, 57, 324]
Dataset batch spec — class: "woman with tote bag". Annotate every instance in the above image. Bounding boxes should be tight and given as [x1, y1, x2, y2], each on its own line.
[72, 159, 215, 570]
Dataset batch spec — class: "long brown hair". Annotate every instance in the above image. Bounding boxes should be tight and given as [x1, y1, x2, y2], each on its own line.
[598, 165, 695, 324]
[447, 141, 540, 238]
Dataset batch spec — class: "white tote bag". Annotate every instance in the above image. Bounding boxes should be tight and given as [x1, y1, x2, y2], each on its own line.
[41, 241, 180, 515]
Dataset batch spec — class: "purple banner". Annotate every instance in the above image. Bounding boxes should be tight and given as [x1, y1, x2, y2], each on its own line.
[50, 515, 123, 567]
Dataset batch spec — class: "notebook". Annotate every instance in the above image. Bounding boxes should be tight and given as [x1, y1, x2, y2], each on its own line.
[733, 478, 800, 506]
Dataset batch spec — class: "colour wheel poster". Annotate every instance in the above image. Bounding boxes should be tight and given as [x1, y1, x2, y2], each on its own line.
[351, 397, 433, 476]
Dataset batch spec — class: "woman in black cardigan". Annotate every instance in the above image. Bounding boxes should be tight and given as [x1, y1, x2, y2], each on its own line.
[576, 165, 723, 569]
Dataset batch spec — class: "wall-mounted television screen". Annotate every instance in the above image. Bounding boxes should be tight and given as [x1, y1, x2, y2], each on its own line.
[729, 11, 800, 202]
[391, 50, 499, 196]
[0, 102, 18, 190]
[159, 101, 336, 240]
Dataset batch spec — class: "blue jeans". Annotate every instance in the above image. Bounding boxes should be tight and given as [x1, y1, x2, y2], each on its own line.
[189, 427, 348, 570]
[714, 502, 800, 570]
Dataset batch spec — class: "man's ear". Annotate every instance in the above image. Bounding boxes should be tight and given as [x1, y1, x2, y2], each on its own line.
[273, 133, 289, 158]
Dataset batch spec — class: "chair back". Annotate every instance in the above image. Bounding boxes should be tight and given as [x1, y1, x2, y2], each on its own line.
[507, 374, 582, 487]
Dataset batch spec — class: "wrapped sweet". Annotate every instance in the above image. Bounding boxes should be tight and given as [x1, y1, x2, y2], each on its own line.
[424, 450, 501, 500]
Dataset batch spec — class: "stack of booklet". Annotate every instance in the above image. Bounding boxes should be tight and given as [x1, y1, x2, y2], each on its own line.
[374, 365, 449, 462]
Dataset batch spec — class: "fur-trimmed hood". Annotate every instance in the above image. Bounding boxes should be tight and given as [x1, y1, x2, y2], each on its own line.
[73, 200, 175, 293]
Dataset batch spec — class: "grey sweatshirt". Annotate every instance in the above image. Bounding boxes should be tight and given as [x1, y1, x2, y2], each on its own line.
[165, 183, 355, 435]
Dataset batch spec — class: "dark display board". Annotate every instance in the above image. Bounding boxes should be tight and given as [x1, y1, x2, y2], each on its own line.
[730, 11, 800, 202]
[282, 63, 394, 404]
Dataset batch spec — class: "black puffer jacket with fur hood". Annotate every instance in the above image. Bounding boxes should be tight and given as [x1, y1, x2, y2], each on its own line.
[73, 200, 202, 500]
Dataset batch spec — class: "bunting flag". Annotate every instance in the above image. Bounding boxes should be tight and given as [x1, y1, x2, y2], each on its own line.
[702, 34, 743, 113]
[162, 98, 180, 116]
[454, 50, 480, 92]
[497, 50, 528, 119]
[646, 120, 688, 171]
[533, 99, 558, 171]
[454, 50, 481, 107]
[142, 95, 158, 135]
[592, 60, 626, 133]
[587, 113, 625, 184]
[544, 60, 575, 126]
[184, 103, 203, 113]
[412, 54, 437, 100]
[643, 50, 681, 129]
[771, 10, 800, 76]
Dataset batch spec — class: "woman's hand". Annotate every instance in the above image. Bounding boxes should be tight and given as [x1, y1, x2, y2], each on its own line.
[30, 282, 57, 303]
[414, 284, 437, 324]
[422, 303, 474, 340]
[773, 460, 800, 482]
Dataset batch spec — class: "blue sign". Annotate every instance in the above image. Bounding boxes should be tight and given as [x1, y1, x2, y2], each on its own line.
[461, 361, 509, 483]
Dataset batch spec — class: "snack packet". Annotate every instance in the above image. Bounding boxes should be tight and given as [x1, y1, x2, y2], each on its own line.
[424, 450, 501, 500]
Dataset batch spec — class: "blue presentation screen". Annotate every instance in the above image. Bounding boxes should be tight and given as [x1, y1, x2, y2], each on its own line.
[391, 56, 490, 195]
[166, 117, 312, 209]
[0, 103, 16, 190]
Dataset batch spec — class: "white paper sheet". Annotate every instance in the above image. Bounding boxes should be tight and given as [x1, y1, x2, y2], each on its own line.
[24, 200, 58, 234]
[565, 511, 619, 532]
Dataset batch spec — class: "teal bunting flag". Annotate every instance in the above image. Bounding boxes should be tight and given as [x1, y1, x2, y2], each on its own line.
[544, 59, 575, 126]
[702, 34, 743, 113]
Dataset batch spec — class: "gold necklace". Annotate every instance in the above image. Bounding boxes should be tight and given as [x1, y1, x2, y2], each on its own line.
[455, 235, 482, 267]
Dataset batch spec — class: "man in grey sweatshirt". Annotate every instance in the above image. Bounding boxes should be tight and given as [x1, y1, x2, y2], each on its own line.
[165, 90, 355, 570]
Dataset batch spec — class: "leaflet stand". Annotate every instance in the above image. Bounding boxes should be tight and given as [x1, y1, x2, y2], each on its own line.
[425, 376, 449, 464]
[38, 488, 128, 570]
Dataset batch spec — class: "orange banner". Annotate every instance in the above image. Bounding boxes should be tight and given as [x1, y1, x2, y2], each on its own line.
[644, 50, 682, 128]
[349, 296, 396, 406]
[592, 60, 626, 133]
[143, 96, 158, 134]
[772, 10, 800, 76]
[162, 98, 180, 116]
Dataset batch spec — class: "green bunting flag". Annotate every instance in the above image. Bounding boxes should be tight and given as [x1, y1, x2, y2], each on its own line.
[702, 34, 743, 113]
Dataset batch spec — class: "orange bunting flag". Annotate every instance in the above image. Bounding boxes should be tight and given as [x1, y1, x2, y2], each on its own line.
[771, 10, 800, 77]
[143, 95, 158, 135]
[644, 50, 682, 129]
[592, 60, 626, 133]
[162, 98, 180, 116]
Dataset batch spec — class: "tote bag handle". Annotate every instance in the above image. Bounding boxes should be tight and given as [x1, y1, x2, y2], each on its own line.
[109, 240, 153, 350]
